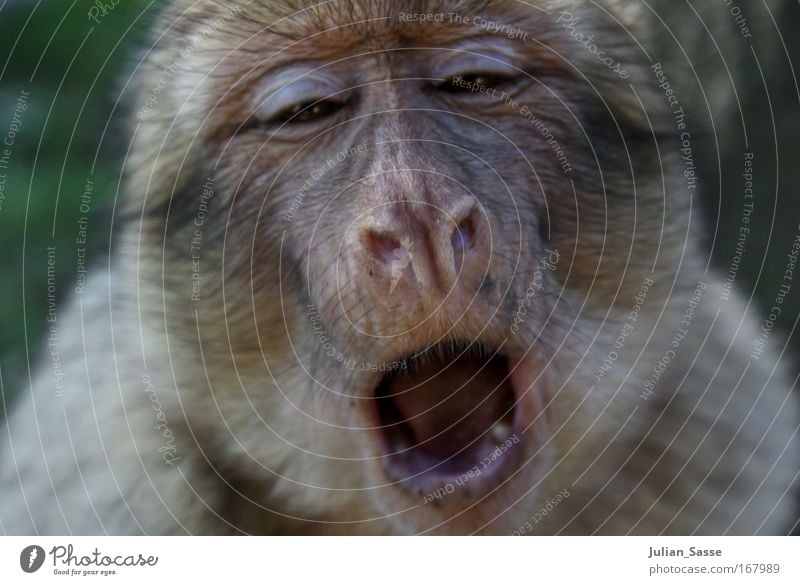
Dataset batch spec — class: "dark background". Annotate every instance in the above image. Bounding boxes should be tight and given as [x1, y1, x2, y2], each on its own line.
[0, 0, 799, 411]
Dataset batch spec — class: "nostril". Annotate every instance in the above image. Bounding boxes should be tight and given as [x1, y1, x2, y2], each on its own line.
[451, 215, 476, 259]
[452, 217, 475, 252]
[361, 230, 404, 265]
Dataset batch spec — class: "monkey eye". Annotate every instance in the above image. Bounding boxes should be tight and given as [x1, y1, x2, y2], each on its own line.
[254, 76, 350, 127]
[437, 72, 518, 93]
[432, 51, 521, 96]
[267, 98, 348, 125]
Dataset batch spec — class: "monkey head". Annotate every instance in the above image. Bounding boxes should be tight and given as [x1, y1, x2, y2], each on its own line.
[124, 0, 695, 534]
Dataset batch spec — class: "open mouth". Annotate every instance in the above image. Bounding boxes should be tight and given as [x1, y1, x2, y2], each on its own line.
[373, 341, 523, 492]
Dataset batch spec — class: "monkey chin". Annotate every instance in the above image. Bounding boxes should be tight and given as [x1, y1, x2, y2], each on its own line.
[366, 339, 550, 512]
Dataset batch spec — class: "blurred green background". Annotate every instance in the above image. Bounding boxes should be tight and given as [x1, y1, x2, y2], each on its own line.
[0, 0, 799, 412]
[0, 0, 154, 407]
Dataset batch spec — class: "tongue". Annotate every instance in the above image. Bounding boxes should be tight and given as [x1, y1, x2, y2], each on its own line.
[385, 353, 511, 459]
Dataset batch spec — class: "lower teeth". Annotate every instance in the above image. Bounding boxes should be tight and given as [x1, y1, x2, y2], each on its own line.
[490, 420, 512, 443]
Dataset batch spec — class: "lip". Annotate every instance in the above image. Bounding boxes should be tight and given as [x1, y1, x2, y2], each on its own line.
[367, 342, 535, 499]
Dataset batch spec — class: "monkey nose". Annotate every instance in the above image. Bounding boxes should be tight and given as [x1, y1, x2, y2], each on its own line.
[358, 199, 486, 298]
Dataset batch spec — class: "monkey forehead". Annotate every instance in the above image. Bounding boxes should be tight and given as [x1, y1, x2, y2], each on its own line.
[172, 0, 555, 56]
[244, 0, 542, 38]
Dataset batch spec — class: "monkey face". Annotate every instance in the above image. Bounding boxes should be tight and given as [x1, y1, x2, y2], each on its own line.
[134, 1, 685, 533]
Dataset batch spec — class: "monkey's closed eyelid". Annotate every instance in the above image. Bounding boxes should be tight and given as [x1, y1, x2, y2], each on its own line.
[253, 78, 350, 123]
[434, 72, 520, 92]
[431, 52, 520, 80]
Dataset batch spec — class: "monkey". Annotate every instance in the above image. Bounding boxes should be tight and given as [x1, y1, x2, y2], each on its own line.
[0, 0, 797, 535]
